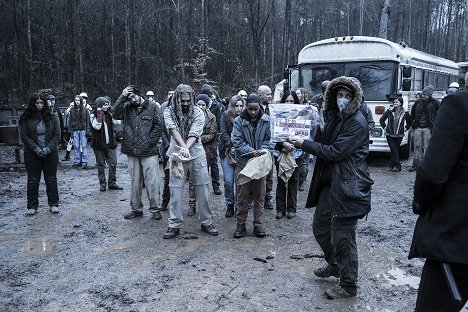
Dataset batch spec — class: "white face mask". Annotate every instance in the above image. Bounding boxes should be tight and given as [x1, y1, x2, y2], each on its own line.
[337, 98, 351, 111]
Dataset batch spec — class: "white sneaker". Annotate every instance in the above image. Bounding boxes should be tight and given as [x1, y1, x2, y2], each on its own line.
[27, 209, 36, 215]
[50, 206, 59, 214]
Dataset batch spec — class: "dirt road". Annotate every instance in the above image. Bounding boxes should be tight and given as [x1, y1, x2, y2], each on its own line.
[0, 147, 422, 311]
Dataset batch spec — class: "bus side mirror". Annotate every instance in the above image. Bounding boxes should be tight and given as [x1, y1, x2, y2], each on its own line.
[402, 79, 411, 91]
[402, 66, 412, 78]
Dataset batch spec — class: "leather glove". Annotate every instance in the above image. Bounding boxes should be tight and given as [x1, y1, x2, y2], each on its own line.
[34, 147, 45, 158]
[96, 109, 104, 123]
[42, 147, 51, 156]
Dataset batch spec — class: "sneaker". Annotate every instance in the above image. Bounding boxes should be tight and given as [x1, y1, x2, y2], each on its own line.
[325, 285, 356, 299]
[234, 223, 247, 238]
[225, 204, 235, 218]
[253, 225, 266, 237]
[123, 211, 143, 219]
[286, 212, 296, 219]
[314, 264, 340, 278]
[163, 227, 180, 239]
[201, 224, 219, 236]
[50, 206, 60, 214]
[151, 211, 163, 220]
[27, 209, 37, 215]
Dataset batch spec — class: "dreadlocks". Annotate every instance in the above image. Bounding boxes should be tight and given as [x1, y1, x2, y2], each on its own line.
[169, 84, 196, 141]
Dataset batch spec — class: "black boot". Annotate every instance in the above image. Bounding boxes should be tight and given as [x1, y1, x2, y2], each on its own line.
[188, 206, 196, 217]
[225, 204, 235, 218]
[234, 223, 246, 238]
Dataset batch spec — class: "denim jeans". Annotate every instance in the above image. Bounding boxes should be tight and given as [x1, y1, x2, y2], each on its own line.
[72, 130, 88, 165]
[24, 150, 59, 210]
[220, 156, 235, 205]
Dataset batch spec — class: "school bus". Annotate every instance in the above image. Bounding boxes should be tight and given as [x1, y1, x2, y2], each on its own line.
[278, 36, 459, 158]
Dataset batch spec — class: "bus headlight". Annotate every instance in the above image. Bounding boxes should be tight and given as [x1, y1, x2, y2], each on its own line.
[370, 128, 383, 137]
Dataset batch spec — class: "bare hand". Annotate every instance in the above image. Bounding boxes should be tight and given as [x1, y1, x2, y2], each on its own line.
[180, 147, 190, 158]
[282, 142, 294, 152]
[122, 86, 133, 98]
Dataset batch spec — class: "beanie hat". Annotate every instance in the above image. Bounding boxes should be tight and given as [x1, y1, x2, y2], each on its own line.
[246, 93, 260, 104]
[422, 85, 434, 96]
[196, 94, 210, 107]
[200, 84, 213, 96]
[46, 95, 56, 100]
[95, 97, 109, 108]
[128, 85, 141, 97]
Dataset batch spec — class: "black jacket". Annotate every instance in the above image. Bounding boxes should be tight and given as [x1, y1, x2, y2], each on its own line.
[380, 109, 411, 137]
[19, 112, 61, 154]
[302, 76, 373, 218]
[409, 90, 468, 264]
[410, 97, 440, 129]
[112, 95, 163, 157]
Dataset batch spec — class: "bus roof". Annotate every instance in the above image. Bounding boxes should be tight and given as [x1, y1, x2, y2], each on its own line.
[298, 36, 458, 74]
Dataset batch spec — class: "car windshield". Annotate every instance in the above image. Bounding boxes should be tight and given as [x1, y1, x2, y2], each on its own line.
[296, 61, 397, 101]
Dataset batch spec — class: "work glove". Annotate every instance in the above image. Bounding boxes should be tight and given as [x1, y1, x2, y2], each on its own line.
[42, 147, 51, 156]
[34, 147, 45, 158]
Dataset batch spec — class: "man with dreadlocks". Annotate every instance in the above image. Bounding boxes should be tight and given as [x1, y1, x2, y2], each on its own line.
[163, 84, 219, 239]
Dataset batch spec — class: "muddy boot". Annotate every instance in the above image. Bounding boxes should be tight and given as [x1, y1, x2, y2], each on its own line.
[234, 223, 246, 238]
[314, 264, 340, 278]
[225, 204, 234, 218]
[325, 285, 356, 299]
[253, 225, 266, 237]
[62, 151, 71, 161]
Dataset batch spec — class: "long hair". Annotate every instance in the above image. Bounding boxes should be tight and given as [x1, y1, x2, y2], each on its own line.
[169, 84, 196, 141]
[280, 90, 300, 104]
[71, 95, 87, 125]
[226, 95, 245, 134]
[20, 93, 52, 122]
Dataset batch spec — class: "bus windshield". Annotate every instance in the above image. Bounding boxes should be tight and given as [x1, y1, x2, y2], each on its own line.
[298, 61, 398, 101]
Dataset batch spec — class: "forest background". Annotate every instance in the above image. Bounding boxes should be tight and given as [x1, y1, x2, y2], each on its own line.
[1, 0, 467, 105]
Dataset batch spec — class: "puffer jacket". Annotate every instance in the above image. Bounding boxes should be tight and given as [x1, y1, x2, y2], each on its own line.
[19, 112, 61, 153]
[409, 90, 468, 264]
[201, 109, 217, 160]
[302, 76, 373, 218]
[112, 95, 163, 157]
[231, 110, 272, 169]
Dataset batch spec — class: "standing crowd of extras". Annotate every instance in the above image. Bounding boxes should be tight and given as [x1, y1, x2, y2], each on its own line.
[18, 73, 468, 308]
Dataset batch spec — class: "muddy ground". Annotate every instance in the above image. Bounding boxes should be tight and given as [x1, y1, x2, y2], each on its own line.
[0, 145, 424, 312]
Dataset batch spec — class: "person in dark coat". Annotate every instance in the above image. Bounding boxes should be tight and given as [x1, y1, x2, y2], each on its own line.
[290, 76, 373, 299]
[90, 97, 123, 192]
[379, 97, 412, 172]
[113, 85, 164, 221]
[409, 77, 468, 311]
[19, 93, 61, 215]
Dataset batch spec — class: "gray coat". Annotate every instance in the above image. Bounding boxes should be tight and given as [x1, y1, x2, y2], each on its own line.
[231, 111, 272, 169]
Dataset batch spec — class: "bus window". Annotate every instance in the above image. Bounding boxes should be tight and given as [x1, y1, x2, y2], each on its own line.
[299, 61, 396, 101]
[413, 68, 423, 91]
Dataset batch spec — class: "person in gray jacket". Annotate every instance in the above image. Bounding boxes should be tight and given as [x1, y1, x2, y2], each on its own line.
[231, 93, 272, 238]
[113, 85, 163, 221]
[163, 84, 218, 239]
[290, 76, 373, 299]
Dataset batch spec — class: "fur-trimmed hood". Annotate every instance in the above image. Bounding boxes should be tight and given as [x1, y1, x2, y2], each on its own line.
[324, 76, 363, 119]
